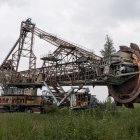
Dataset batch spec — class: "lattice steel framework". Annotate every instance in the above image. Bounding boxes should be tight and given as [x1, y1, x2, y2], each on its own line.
[12, 19, 36, 72]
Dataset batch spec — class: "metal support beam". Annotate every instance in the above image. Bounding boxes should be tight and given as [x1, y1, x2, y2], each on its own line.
[43, 81, 58, 104]
[0, 38, 20, 68]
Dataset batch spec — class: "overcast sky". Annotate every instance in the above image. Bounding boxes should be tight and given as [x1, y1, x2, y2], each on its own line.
[0, 0, 140, 101]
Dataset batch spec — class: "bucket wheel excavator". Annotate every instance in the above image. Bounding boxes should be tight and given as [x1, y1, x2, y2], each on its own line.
[0, 18, 139, 112]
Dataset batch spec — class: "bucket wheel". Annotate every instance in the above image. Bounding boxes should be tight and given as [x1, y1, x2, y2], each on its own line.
[108, 45, 140, 108]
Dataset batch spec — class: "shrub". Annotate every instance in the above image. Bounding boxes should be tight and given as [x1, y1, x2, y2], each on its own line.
[44, 104, 59, 113]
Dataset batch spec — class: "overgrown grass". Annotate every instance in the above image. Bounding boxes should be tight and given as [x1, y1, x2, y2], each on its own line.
[0, 103, 140, 140]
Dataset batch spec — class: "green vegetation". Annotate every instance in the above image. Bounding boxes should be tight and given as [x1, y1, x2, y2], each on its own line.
[0, 103, 140, 140]
[100, 34, 116, 57]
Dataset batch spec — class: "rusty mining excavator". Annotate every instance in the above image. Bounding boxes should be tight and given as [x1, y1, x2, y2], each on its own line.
[0, 18, 139, 112]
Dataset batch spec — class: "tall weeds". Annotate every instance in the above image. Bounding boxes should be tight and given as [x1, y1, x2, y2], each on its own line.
[0, 102, 139, 139]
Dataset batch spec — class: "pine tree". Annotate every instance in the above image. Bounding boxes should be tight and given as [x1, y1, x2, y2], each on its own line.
[100, 35, 116, 57]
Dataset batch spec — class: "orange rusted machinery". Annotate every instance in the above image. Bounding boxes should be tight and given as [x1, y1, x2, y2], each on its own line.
[0, 19, 139, 111]
[0, 95, 42, 113]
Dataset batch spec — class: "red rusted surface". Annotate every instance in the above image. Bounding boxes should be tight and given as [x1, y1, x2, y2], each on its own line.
[31, 107, 41, 113]
[0, 109, 7, 113]
[108, 46, 140, 106]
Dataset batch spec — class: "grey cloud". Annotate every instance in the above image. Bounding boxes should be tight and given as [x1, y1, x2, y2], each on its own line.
[0, 0, 29, 8]
[111, 0, 140, 20]
[0, 0, 139, 101]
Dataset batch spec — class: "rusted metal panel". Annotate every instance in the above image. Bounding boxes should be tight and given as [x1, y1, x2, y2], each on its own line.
[0, 95, 42, 106]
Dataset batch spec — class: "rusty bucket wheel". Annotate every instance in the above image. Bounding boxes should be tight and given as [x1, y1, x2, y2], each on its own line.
[108, 45, 140, 108]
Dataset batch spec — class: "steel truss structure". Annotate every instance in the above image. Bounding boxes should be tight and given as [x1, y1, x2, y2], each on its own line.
[0, 19, 140, 109]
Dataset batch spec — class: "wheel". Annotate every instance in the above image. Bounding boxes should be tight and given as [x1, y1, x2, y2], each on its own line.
[108, 46, 140, 107]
